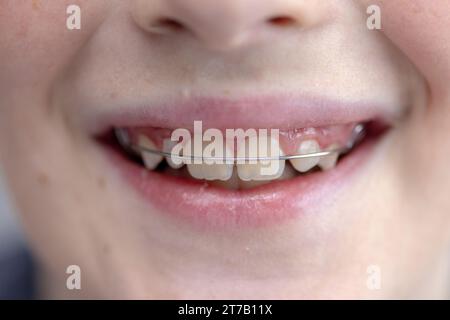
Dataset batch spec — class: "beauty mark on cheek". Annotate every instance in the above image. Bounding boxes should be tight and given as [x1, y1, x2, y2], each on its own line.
[32, 0, 40, 11]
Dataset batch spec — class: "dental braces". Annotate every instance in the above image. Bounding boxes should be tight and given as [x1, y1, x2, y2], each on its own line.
[115, 124, 366, 162]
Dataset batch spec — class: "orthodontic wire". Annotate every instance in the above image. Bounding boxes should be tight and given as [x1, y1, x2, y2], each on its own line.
[115, 124, 366, 162]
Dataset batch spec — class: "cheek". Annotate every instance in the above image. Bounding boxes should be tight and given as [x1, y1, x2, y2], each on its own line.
[0, 0, 105, 96]
[371, 0, 450, 101]
[0, 1, 67, 60]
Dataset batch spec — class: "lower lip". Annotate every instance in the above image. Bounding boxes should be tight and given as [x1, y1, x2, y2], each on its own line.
[102, 135, 376, 230]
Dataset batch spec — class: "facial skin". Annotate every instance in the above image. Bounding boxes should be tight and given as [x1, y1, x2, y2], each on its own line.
[0, 0, 449, 299]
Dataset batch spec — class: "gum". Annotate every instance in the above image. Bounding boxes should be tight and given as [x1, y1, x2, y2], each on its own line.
[122, 122, 358, 157]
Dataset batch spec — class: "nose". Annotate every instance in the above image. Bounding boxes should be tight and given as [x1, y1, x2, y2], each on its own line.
[131, 0, 319, 50]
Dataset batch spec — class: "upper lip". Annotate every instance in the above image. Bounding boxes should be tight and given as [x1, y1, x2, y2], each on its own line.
[86, 93, 403, 135]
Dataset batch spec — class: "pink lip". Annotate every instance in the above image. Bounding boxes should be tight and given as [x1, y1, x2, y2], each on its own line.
[101, 132, 376, 230]
[87, 94, 401, 135]
[92, 95, 391, 230]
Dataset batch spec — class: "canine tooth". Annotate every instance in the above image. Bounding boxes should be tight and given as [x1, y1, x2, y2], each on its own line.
[237, 137, 285, 181]
[115, 128, 130, 146]
[163, 139, 184, 169]
[319, 144, 339, 171]
[290, 139, 321, 172]
[138, 135, 164, 170]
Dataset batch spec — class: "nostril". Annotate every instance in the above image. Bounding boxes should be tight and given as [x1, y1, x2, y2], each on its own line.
[267, 16, 296, 27]
[154, 17, 185, 32]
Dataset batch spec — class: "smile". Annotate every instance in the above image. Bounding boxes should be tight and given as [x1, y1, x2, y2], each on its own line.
[94, 95, 395, 229]
[113, 121, 366, 186]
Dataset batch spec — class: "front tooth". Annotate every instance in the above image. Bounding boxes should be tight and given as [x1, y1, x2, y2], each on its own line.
[318, 144, 339, 171]
[187, 163, 234, 181]
[115, 128, 130, 147]
[163, 139, 184, 169]
[237, 137, 285, 181]
[290, 139, 321, 172]
[138, 135, 164, 170]
[187, 144, 234, 181]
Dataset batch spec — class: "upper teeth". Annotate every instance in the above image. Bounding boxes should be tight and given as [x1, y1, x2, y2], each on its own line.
[137, 134, 341, 181]
[163, 139, 184, 169]
[187, 162, 234, 181]
[138, 135, 164, 170]
[289, 139, 321, 173]
[236, 136, 285, 181]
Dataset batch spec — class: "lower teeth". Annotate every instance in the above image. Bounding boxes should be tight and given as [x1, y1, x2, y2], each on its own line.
[161, 158, 316, 189]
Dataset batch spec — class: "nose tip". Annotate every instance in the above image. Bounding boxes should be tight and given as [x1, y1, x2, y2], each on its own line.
[132, 0, 304, 50]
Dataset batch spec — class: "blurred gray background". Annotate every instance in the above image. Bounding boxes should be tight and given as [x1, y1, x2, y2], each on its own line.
[0, 173, 34, 299]
[0, 174, 23, 253]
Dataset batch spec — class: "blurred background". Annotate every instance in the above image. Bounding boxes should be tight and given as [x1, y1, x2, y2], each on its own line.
[0, 173, 34, 299]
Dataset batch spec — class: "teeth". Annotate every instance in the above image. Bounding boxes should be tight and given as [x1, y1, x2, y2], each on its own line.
[132, 132, 344, 185]
[115, 128, 130, 147]
[186, 144, 234, 181]
[187, 163, 234, 181]
[163, 139, 184, 169]
[318, 144, 340, 171]
[237, 136, 285, 181]
[290, 139, 321, 173]
[209, 169, 240, 189]
[138, 135, 164, 170]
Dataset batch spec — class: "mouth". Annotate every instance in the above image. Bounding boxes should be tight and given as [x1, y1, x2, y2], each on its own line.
[94, 95, 394, 230]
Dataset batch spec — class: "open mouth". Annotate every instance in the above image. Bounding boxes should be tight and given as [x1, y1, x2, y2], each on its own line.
[94, 95, 391, 230]
[111, 122, 369, 190]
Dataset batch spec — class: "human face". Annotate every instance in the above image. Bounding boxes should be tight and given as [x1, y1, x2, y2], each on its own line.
[0, 0, 449, 299]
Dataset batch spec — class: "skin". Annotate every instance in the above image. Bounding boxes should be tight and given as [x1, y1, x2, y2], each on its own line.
[0, 0, 449, 299]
